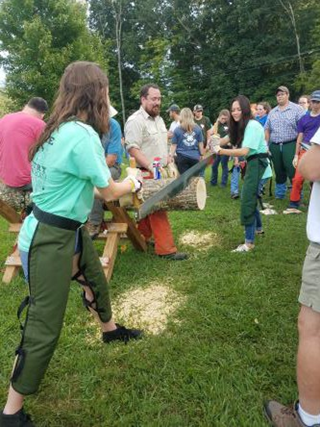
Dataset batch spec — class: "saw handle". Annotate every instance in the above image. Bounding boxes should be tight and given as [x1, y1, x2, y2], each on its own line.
[128, 157, 142, 208]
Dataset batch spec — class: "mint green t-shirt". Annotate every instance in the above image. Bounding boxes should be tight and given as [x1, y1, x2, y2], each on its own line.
[242, 120, 272, 180]
[18, 121, 111, 252]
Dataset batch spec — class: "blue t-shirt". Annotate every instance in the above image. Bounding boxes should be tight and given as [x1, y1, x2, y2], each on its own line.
[102, 118, 123, 164]
[172, 125, 203, 160]
[297, 113, 320, 144]
[255, 115, 268, 127]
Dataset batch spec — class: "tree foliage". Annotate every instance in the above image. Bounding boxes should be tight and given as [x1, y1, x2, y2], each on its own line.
[88, 0, 320, 121]
[1, 0, 320, 121]
[0, 0, 108, 108]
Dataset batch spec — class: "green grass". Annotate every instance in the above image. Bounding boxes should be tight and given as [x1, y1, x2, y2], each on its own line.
[0, 170, 309, 426]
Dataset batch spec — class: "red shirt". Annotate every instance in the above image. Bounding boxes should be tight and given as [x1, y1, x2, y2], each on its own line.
[0, 111, 45, 187]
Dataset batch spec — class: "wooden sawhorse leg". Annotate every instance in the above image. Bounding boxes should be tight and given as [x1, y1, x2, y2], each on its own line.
[106, 203, 147, 252]
[95, 223, 128, 282]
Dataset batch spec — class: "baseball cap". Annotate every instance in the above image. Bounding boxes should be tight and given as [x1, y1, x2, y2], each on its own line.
[166, 104, 180, 113]
[193, 104, 203, 111]
[276, 86, 289, 95]
[310, 90, 320, 102]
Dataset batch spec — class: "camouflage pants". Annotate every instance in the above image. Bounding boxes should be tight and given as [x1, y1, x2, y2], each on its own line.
[0, 182, 32, 212]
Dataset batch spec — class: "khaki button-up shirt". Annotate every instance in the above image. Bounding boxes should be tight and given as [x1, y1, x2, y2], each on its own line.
[125, 106, 168, 166]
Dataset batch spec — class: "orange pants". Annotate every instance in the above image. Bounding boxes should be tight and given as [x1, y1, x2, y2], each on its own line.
[138, 210, 177, 255]
[290, 150, 306, 203]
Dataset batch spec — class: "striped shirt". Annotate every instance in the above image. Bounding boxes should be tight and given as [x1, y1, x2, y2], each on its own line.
[265, 101, 304, 143]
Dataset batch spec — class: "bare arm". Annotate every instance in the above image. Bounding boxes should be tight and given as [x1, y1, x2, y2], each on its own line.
[199, 142, 205, 156]
[298, 144, 320, 181]
[169, 144, 177, 157]
[168, 130, 174, 139]
[128, 147, 152, 170]
[295, 133, 303, 156]
[96, 178, 133, 202]
[220, 135, 230, 146]
[206, 129, 211, 146]
[105, 154, 117, 167]
[219, 146, 249, 157]
[265, 129, 270, 144]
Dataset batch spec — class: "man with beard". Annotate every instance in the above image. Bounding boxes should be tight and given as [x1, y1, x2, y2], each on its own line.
[125, 84, 187, 260]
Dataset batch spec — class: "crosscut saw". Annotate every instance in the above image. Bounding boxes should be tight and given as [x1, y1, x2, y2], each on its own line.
[135, 152, 214, 220]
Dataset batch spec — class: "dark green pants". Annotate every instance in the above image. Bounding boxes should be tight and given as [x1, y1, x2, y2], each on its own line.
[241, 158, 267, 226]
[11, 224, 112, 395]
[269, 141, 296, 184]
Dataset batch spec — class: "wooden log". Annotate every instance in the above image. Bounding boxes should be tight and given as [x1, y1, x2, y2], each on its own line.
[119, 177, 207, 213]
[0, 199, 21, 224]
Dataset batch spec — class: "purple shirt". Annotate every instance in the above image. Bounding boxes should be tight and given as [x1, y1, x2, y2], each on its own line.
[297, 113, 320, 144]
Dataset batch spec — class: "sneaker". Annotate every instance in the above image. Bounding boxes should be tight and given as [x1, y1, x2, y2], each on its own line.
[159, 252, 188, 261]
[264, 400, 320, 427]
[283, 208, 302, 215]
[86, 221, 101, 239]
[102, 323, 143, 344]
[231, 243, 254, 253]
[0, 408, 35, 426]
[231, 193, 239, 199]
[255, 230, 265, 236]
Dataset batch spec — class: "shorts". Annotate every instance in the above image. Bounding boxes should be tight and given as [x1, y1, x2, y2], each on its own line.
[299, 242, 320, 313]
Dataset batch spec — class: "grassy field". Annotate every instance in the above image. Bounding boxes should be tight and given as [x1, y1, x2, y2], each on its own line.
[0, 169, 309, 427]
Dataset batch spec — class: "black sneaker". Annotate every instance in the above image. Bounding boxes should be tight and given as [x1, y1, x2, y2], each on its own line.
[159, 252, 188, 261]
[102, 324, 143, 344]
[0, 408, 35, 427]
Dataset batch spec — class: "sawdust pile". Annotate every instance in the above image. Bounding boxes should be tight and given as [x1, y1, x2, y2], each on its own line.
[179, 230, 220, 250]
[112, 283, 186, 335]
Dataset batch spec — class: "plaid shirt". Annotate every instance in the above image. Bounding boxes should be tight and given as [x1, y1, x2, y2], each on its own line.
[265, 102, 305, 143]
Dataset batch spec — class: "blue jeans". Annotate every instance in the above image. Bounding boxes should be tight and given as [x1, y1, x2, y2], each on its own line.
[244, 208, 262, 244]
[210, 154, 229, 186]
[275, 182, 287, 199]
[231, 165, 240, 195]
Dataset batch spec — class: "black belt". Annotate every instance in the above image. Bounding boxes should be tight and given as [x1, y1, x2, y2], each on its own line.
[247, 153, 270, 162]
[33, 205, 84, 231]
[271, 140, 295, 145]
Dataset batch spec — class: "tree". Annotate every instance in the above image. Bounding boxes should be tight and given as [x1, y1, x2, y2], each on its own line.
[0, 0, 108, 108]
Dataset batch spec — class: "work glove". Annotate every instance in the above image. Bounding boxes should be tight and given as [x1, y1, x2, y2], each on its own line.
[166, 162, 179, 178]
[212, 144, 222, 154]
[124, 175, 143, 193]
[126, 168, 143, 183]
[292, 155, 299, 169]
[209, 135, 221, 152]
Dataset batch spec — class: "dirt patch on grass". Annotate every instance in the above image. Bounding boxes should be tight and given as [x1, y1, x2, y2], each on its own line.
[179, 230, 221, 250]
[113, 283, 186, 335]
[85, 283, 185, 342]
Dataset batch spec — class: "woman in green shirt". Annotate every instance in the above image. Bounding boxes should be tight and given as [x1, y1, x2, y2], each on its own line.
[213, 95, 272, 252]
[1, 62, 143, 427]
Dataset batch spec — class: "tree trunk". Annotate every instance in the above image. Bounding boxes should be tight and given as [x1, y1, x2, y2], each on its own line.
[119, 177, 207, 212]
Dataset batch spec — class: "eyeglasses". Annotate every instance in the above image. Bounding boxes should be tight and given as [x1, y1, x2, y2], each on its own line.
[311, 100, 320, 104]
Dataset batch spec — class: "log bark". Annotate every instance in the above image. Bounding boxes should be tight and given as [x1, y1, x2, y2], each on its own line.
[119, 177, 207, 212]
